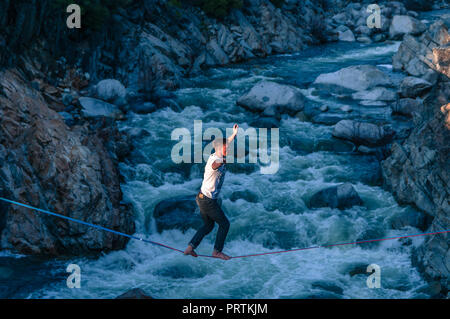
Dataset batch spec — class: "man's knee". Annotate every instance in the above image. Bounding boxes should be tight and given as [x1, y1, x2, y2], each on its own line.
[204, 222, 214, 234]
[219, 217, 230, 230]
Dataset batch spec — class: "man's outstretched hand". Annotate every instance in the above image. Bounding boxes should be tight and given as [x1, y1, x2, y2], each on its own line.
[227, 124, 239, 146]
[233, 124, 239, 135]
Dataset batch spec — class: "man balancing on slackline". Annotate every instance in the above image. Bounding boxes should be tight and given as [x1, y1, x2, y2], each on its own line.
[184, 124, 239, 260]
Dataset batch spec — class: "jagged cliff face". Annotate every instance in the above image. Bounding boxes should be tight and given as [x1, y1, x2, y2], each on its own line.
[109, 0, 326, 92]
[0, 0, 325, 91]
[381, 19, 450, 294]
[0, 70, 135, 255]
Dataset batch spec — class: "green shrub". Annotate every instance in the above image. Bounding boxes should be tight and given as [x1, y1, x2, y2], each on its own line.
[269, 0, 285, 8]
[402, 0, 433, 11]
[191, 0, 243, 19]
[310, 15, 327, 44]
[52, 0, 131, 31]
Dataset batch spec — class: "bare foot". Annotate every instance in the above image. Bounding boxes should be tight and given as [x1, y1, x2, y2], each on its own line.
[212, 250, 231, 260]
[184, 245, 198, 257]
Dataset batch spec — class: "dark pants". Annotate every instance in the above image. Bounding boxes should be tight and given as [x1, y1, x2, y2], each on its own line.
[189, 193, 230, 252]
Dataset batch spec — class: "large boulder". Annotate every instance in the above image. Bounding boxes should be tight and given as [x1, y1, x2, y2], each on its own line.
[153, 196, 202, 233]
[392, 20, 450, 74]
[116, 288, 153, 299]
[338, 29, 356, 42]
[206, 39, 230, 65]
[433, 46, 450, 78]
[309, 183, 363, 209]
[352, 87, 397, 101]
[389, 15, 426, 39]
[237, 81, 305, 115]
[94, 79, 127, 104]
[0, 70, 134, 256]
[400, 77, 432, 98]
[129, 102, 157, 114]
[332, 120, 395, 147]
[79, 97, 124, 119]
[392, 98, 424, 117]
[313, 65, 392, 94]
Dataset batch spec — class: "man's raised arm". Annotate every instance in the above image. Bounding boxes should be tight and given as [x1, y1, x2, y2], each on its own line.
[227, 124, 239, 145]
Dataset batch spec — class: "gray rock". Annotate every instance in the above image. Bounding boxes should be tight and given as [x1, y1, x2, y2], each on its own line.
[158, 98, 182, 112]
[237, 81, 305, 115]
[405, 57, 429, 77]
[123, 127, 151, 139]
[206, 39, 229, 65]
[372, 33, 386, 42]
[413, 233, 450, 298]
[313, 65, 392, 94]
[392, 98, 423, 117]
[422, 69, 439, 86]
[62, 93, 73, 106]
[407, 11, 419, 19]
[335, 25, 350, 33]
[340, 105, 352, 113]
[332, 13, 349, 25]
[352, 87, 397, 101]
[346, 263, 370, 277]
[94, 79, 127, 103]
[230, 190, 259, 203]
[338, 29, 356, 42]
[389, 209, 428, 230]
[309, 183, 363, 209]
[332, 120, 395, 147]
[358, 100, 387, 107]
[79, 97, 123, 119]
[356, 36, 372, 44]
[433, 46, 450, 78]
[392, 34, 426, 72]
[153, 196, 202, 233]
[357, 145, 376, 155]
[58, 111, 75, 126]
[382, 39, 450, 294]
[250, 116, 280, 129]
[400, 77, 432, 98]
[116, 288, 153, 299]
[354, 25, 372, 36]
[312, 113, 347, 126]
[130, 102, 157, 114]
[389, 15, 426, 39]
[0, 71, 134, 256]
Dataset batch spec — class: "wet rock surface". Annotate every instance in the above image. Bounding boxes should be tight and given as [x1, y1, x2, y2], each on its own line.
[152, 196, 202, 233]
[0, 70, 135, 256]
[116, 288, 154, 299]
[237, 81, 305, 115]
[313, 65, 392, 94]
[382, 18, 450, 295]
[309, 183, 364, 210]
[332, 120, 395, 147]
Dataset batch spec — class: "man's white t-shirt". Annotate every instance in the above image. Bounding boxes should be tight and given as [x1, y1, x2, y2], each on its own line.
[200, 154, 226, 199]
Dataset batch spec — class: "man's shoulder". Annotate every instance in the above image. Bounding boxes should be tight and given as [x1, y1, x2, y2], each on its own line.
[208, 154, 220, 162]
[205, 154, 217, 169]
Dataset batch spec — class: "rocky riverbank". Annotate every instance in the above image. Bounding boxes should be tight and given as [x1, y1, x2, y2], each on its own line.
[0, 69, 135, 255]
[381, 17, 450, 296]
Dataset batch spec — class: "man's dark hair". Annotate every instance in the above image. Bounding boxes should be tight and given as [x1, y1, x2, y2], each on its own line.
[212, 137, 228, 150]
